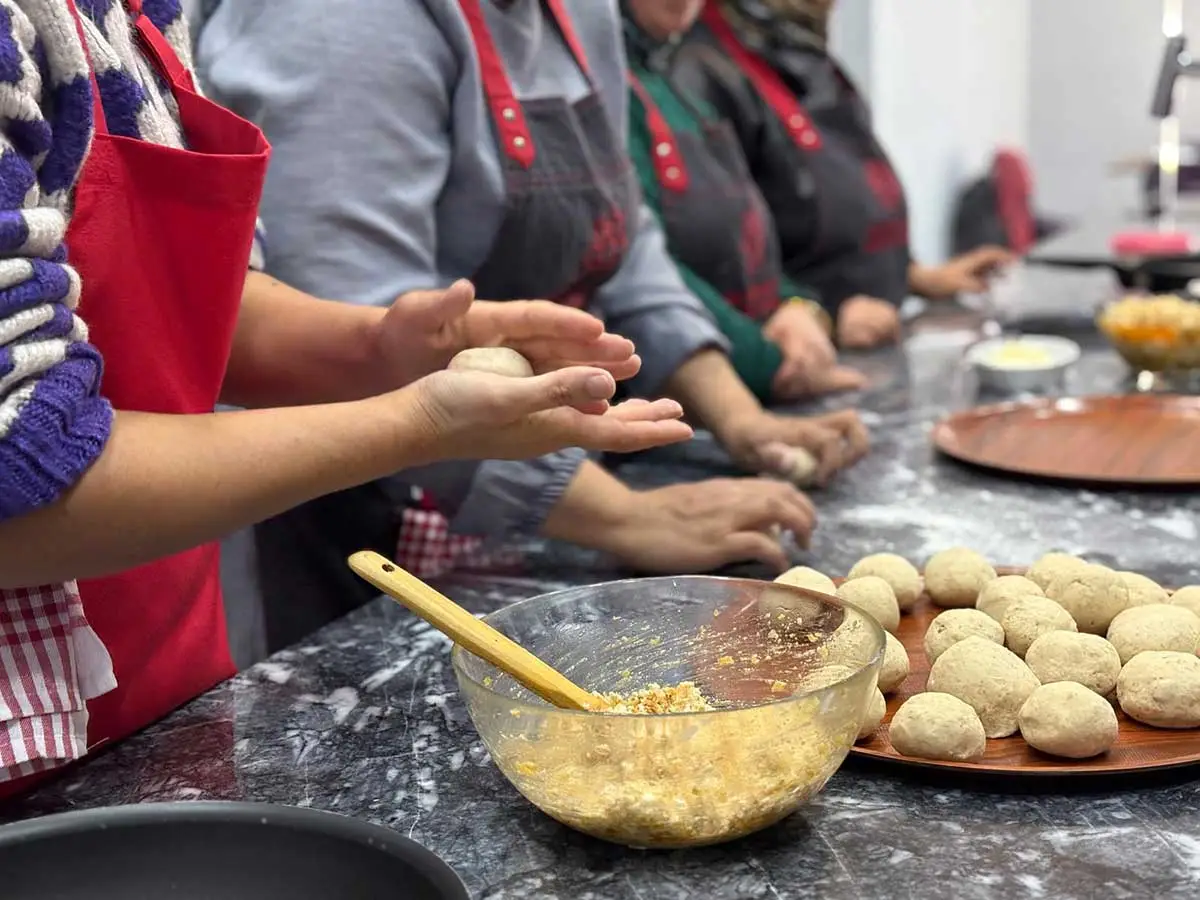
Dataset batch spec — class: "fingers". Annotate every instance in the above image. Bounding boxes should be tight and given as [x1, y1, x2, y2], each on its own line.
[400, 278, 476, 327]
[808, 365, 869, 395]
[726, 481, 817, 545]
[607, 397, 686, 422]
[555, 409, 694, 453]
[504, 367, 616, 418]
[720, 532, 791, 572]
[813, 409, 871, 461]
[487, 299, 607, 343]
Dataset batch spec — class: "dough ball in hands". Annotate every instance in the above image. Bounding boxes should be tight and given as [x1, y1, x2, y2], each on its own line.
[1117, 571, 1170, 609]
[774, 566, 837, 596]
[926, 637, 1041, 738]
[1000, 596, 1077, 658]
[1048, 564, 1128, 635]
[1024, 631, 1122, 696]
[836, 577, 900, 634]
[757, 442, 819, 487]
[1026, 553, 1088, 592]
[1169, 586, 1200, 620]
[1116, 651, 1200, 728]
[857, 688, 887, 741]
[975, 575, 1044, 623]
[923, 609, 1004, 664]
[888, 693, 987, 762]
[924, 548, 996, 609]
[847, 553, 922, 612]
[447, 347, 535, 377]
[1018, 682, 1119, 759]
[1105, 604, 1200, 665]
[878, 632, 910, 694]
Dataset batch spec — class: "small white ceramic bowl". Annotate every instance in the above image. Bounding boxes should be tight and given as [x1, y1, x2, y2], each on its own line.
[964, 335, 1081, 394]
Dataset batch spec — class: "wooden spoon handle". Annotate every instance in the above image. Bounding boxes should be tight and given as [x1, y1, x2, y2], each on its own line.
[347, 551, 598, 711]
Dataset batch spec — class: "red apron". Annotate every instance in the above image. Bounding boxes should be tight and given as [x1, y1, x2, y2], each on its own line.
[66, 0, 269, 750]
[392, 0, 638, 578]
[627, 72, 781, 321]
[700, 5, 910, 308]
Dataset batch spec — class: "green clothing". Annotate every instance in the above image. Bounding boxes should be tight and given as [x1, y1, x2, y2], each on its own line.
[627, 63, 816, 402]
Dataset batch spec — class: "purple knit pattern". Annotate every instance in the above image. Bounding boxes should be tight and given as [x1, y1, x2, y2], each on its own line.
[0, 0, 197, 521]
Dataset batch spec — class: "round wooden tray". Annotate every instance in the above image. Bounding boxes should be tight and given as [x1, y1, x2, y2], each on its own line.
[931, 394, 1200, 486]
[849, 571, 1200, 780]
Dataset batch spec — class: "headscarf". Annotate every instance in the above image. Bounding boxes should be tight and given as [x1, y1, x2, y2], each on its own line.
[721, 0, 831, 50]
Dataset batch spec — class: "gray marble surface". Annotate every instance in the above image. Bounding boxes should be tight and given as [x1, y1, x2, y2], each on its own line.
[5, 322, 1200, 899]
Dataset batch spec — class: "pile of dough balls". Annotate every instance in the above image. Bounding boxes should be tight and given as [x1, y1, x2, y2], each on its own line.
[810, 549, 1200, 764]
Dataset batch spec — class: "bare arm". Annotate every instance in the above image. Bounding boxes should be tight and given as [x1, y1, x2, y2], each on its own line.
[220, 271, 388, 408]
[0, 396, 424, 588]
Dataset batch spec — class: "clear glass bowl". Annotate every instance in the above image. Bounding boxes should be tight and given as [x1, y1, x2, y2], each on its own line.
[451, 576, 884, 849]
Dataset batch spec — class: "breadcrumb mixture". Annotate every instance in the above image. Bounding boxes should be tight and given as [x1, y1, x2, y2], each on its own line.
[592, 682, 714, 714]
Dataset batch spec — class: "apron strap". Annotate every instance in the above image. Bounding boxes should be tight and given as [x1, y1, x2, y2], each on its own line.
[458, 0, 537, 168]
[64, 0, 109, 136]
[542, 0, 593, 77]
[700, 5, 822, 152]
[124, 0, 198, 94]
[627, 73, 689, 193]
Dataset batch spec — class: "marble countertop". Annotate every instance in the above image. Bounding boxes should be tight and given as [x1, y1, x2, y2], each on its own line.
[5, 323, 1200, 899]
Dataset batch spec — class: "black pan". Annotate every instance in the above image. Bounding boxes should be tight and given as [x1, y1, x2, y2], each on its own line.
[0, 801, 468, 899]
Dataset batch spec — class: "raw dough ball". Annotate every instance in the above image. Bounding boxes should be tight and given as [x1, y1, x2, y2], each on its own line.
[1105, 604, 1200, 665]
[1026, 553, 1088, 592]
[783, 447, 818, 487]
[774, 566, 837, 596]
[878, 632, 910, 694]
[1169, 586, 1200, 620]
[975, 575, 1044, 623]
[836, 576, 900, 634]
[923, 608, 1004, 664]
[926, 637, 1041, 738]
[447, 346, 534, 378]
[1116, 651, 1200, 728]
[1048, 564, 1128, 635]
[1000, 595, 1078, 658]
[1024, 631, 1122, 696]
[1018, 682, 1119, 759]
[857, 688, 886, 741]
[846, 553, 922, 612]
[888, 692, 987, 762]
[924, 548, 996, 609]
[1117, 571, 1170, 609]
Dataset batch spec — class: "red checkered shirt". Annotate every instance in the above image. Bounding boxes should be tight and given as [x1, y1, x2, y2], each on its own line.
[0, 582, 115, 786]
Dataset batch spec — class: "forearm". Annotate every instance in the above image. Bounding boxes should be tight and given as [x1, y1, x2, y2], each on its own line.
[665, 349, 763, 440]
[541, 459, 637, 549]
[221, 271, 387, 408]
[0, 397, 424, 588]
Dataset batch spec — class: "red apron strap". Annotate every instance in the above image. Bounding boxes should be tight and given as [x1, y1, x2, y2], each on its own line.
[64, 0, 109, 136]
[700, 5, 822, 152]
[457, 0, 536, 168]
[543, 0, 592, 76]
[123, 0, 197, 93]
[627, 73, 689, 193]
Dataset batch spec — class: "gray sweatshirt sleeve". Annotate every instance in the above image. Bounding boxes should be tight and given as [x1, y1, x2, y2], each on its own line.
[194, 0, 583, 541]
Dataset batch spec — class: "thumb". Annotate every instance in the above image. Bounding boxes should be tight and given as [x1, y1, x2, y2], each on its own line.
[818, 366, 869, 393]
[498, 366, 616, 419]
[397, 278, 476, 328]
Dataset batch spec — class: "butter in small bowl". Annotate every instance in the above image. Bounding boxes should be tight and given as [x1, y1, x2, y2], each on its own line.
[965, 335, 1081, 394]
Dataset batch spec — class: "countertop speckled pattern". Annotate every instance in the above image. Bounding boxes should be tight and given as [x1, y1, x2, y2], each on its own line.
[5, 324, 1200, 899]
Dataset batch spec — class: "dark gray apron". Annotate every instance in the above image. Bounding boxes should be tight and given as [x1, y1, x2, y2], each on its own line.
[254, 0, 641, 650]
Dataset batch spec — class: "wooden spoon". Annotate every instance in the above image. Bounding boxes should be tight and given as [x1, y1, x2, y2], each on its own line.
[347, 550, 599, 711]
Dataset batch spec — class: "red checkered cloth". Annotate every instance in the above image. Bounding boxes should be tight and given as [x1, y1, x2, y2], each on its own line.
[0, 581, 116, 786]
[394, 488, 522, 579]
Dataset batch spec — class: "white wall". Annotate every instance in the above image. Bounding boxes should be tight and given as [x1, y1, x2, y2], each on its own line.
[830, 0, 1032, 264]
[1028, 0, 1200, 222]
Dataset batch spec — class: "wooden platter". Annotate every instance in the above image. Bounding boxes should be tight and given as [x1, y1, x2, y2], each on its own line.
[848, 570, 1200, 781]
[932, 394, 1200, 486]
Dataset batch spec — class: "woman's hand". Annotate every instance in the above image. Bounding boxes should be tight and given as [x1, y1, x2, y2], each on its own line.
[910, 245, 1013, 300]
[375, 280, 640, 386]
[716, 409, 870, 486]
[594, 479, 818, 573]
[763, 302, 867, 399]
[836, 295, 901, 350]
[398, 366, 692, 463]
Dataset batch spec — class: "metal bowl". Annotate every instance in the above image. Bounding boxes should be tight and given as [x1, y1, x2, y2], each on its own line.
[451, 576, 884, 849]
[0, 802, 467, 899]
[964, 335, 1081, 394]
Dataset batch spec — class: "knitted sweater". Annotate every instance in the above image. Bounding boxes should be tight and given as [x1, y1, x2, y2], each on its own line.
[0, 0, 262, 526]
